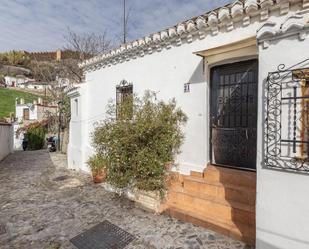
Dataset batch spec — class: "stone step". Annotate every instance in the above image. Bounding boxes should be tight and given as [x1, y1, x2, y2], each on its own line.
[170, 185, 255, 212]
[166, 206, 255, 246]
[166, 167, 256, 245]
[203, 165, 256, 190]
[181, 175, 256, 206]
[190, 171, 204, 178]
[167, 190, 255, 226]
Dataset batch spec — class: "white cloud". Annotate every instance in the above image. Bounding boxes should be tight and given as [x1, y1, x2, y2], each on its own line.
[0, 0, 231, 52]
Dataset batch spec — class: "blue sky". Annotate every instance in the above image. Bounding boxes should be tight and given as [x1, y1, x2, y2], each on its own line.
[0, 0, 230, 52]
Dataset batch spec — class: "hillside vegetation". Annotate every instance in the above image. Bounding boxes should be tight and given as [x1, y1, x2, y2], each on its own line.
[0, 88, 41, 118]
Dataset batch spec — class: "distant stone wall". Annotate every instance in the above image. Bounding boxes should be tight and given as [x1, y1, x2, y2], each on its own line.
[25, 51, 57, 61]
[0, 123, 14, 161]
[25, 50, 80, 62]
[37, 105, 57, 121]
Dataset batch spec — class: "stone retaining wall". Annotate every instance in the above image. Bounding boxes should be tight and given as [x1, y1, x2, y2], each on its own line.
[101, 183, 164, 213]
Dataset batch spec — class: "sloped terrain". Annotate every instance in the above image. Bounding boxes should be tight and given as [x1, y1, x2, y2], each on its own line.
[0, 88, 40, 118]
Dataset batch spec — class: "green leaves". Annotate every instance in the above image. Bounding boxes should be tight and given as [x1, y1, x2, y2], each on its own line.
[27, 125, 47, 150]
[92, 91, 187, 193]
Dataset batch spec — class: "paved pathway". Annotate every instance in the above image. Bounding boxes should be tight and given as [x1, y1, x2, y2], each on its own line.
[0, 151, 251, 249]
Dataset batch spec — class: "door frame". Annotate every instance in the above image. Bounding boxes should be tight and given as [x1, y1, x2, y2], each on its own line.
[208, 59, 259, 171]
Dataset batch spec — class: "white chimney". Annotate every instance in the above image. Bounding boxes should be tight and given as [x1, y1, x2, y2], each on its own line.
[20, 98, 25, 105]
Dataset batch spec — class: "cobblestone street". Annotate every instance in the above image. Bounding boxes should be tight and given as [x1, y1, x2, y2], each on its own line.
[0, 151, 250, 249]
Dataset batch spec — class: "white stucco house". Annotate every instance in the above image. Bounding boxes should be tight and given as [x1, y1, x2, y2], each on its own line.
[15, 98, 42, 123]
[4, 75, 29, 87]
[18, 81, 47, 91]
[67, 1, 309, 248]
[14, 98, 57, 150]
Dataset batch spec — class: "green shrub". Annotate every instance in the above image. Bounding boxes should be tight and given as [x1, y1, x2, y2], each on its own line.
[92, 91, 187, 193]
[27, 125, 46, 150]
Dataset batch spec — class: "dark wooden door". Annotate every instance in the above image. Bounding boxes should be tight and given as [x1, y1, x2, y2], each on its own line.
[23, 108, 30, 120]
[210, 59, 258, 170]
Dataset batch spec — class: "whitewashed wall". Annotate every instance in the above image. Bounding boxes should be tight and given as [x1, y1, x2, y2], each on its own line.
[26, 84, 45, 90]
[0, 123, 14, 161]
[256, 29, 309, 249]
[67, 3, 309, 248]
[67, 85, 88, 172]
[85, 42, 207, 174]
[71, 9, 295, 174]
[15, 104, 38, 122]
[4, 76, 27, 87]
[13, 123, 23, 150]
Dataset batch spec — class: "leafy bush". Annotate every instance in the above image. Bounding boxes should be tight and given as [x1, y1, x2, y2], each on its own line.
[23, 122, 47, 150]
[92, 91, 187, 193]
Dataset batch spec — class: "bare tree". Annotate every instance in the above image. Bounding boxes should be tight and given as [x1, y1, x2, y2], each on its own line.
[63, 27, 112, 60]
[27, 29, 112, 152]
[56, 28, 112, 84]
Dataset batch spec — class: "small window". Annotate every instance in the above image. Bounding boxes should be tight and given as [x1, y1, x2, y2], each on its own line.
[23, 108, 29, 120]
[116, 80, 133, 119]
[74, 99, 78, 116]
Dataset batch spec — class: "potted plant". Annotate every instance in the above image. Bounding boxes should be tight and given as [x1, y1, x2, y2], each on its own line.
[87, 154, 107, 183]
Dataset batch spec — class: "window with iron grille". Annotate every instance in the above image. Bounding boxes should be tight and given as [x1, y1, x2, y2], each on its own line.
[74, 99, 78, 116]
[116, 80, 133, 119]
[265, 59, 309, 173]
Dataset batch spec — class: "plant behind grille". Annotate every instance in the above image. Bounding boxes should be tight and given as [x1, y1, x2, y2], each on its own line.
[265, 59, 309, 172]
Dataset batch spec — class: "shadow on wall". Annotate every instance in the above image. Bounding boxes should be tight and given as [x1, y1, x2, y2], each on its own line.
[216, 167, 256, 245]
[256, 239, 282, 249]
[188, 59, 205, 85]
[256, 227, 309, 249]
[256, 235, 309, 249]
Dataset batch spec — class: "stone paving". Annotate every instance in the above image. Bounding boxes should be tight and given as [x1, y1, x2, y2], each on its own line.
[0, 150, 252, 249]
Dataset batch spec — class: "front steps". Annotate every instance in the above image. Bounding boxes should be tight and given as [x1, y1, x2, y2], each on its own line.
[165, 165, 256, 245]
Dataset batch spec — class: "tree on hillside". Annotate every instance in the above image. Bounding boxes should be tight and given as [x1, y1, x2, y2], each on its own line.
[57, 28, 112, 83]
[29, 28, 112, 85]
[0, 51, 30, 68]
[64, 27, 111, 59]
[0, 73, 4, 84]
[29, 61, 58, 82]
[28, 28, 112, 152]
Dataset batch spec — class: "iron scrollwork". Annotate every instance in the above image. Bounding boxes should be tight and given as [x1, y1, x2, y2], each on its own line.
[265, 58, 309, 172]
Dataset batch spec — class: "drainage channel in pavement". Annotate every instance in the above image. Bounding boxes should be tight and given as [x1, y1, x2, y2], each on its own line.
[53, 175, 71, 182]
[0, 223, 6, 235]
[70, 220, 135, 249]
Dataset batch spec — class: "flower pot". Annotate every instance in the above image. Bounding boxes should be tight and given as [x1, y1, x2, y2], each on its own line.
[92, 169, 107, 184]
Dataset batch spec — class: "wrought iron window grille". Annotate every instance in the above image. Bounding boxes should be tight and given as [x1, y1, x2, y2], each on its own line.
[116, 80, 133, 119]
[265, 58, 309, 173]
